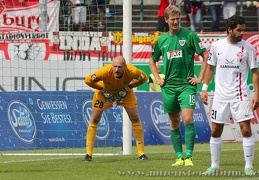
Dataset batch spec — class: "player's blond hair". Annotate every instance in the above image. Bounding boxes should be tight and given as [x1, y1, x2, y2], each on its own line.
[164, 5, 181, 20]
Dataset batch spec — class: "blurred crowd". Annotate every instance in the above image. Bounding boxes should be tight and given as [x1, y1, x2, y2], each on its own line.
[156, 0, 259, 33]
[0, 0, 258, 32]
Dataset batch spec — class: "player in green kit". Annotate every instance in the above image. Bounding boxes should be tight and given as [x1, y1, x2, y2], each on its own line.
[149, 5, 208, 167]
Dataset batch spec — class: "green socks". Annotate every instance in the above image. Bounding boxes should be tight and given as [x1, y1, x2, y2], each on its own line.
[170, 128, 183, 159]
[185, 124, 196, 158]
[170, 124, 196, 159]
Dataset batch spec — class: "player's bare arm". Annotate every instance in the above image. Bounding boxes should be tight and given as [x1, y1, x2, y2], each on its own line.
[188, 50, 208, 85]
[149, 83, 157, 92]
[251, 68, 259, 110]
[149, 58, 165, 86]
[201, 64, 214, 105]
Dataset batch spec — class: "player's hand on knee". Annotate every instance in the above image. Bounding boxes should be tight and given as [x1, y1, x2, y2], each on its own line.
[101, 89, 114, 102]
[115, 86, 131, 102]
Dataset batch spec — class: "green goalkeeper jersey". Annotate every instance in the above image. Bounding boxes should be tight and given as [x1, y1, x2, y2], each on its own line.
[151, 28, 206, 86]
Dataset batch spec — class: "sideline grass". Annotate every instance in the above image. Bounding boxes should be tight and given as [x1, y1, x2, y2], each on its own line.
[0, 142, 259, 180]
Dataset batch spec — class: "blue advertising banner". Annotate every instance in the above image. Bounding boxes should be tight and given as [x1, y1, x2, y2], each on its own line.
[0, 92, 211, 151]
[136, 92, 211, 145]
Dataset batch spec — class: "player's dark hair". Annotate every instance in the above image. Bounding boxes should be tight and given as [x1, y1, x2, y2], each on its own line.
[225, 15, 246, 34]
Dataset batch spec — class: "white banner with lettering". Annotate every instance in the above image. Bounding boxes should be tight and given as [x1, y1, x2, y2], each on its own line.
[0, 0, 59, 32]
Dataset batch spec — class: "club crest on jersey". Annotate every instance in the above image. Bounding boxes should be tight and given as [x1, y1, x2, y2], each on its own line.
[237, 46, 244, 62]
[91, 74, 99, 82]
[179, 40, 185, 46]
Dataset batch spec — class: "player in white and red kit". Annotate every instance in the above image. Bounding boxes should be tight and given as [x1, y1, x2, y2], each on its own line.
[201, 15, 259, 176]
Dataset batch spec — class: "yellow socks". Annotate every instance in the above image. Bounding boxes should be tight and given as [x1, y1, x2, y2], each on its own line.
[132, 122, 144, 156]
[86, 122, 145, 157]
[86, 122, 98, 156]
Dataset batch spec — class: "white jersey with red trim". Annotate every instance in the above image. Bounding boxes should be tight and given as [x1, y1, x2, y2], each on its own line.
[208, 37, 258, 102]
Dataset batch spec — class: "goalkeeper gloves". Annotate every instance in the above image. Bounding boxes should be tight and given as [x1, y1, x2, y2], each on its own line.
[115, 86, 131, 102]
[101, 89, 114, 103]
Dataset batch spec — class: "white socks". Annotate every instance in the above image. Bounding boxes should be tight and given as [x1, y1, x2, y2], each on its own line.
[210, 136, 222, 169]
[210, 136, 254, 169]
[243, 136, 255, 169]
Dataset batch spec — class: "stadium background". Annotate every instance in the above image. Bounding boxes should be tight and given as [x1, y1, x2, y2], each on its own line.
[0, 0, 259, 153]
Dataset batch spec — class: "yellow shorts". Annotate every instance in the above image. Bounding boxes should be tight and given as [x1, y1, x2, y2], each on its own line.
[92, 89, 137, 110]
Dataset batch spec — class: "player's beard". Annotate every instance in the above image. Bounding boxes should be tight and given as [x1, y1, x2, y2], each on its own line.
[231, 34, 242, 43]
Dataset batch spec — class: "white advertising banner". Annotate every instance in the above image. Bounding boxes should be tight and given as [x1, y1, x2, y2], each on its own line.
[0, 0, 59, 32]
[0, 60, 101, 91]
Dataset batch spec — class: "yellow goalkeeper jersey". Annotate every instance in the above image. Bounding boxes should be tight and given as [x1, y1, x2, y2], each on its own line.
[85, 64, 147, 94]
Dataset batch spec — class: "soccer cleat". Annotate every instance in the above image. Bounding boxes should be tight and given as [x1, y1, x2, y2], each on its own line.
[82, 154, 92, 161]
[139, 154, 149, 160]
[202, 167, 220, 176]
[171, 158, 184, 166]
[245, 168, 256, 176]
[184, 157, 194, 167]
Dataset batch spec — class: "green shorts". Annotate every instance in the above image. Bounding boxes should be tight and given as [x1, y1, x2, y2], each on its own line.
[162, 85, 197, 113]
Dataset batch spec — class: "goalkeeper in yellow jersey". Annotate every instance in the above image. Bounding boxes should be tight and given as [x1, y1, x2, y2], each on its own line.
[83, 56, 149, 161]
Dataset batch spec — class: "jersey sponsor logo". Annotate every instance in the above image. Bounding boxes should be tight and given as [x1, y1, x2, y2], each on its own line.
[82, 100, 110, 140]
[220, 58, 239, 69]
[225, 58, 235, 64]
[8, 100, 37, 144]
[167, 50, 182, 59]
[220, 64, 239, 69]
[150, 99, 170, 138]
[179, 40, 185, 46]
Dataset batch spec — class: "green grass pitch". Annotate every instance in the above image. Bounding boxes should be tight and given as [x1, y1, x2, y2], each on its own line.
[0, 142, 259, 180]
